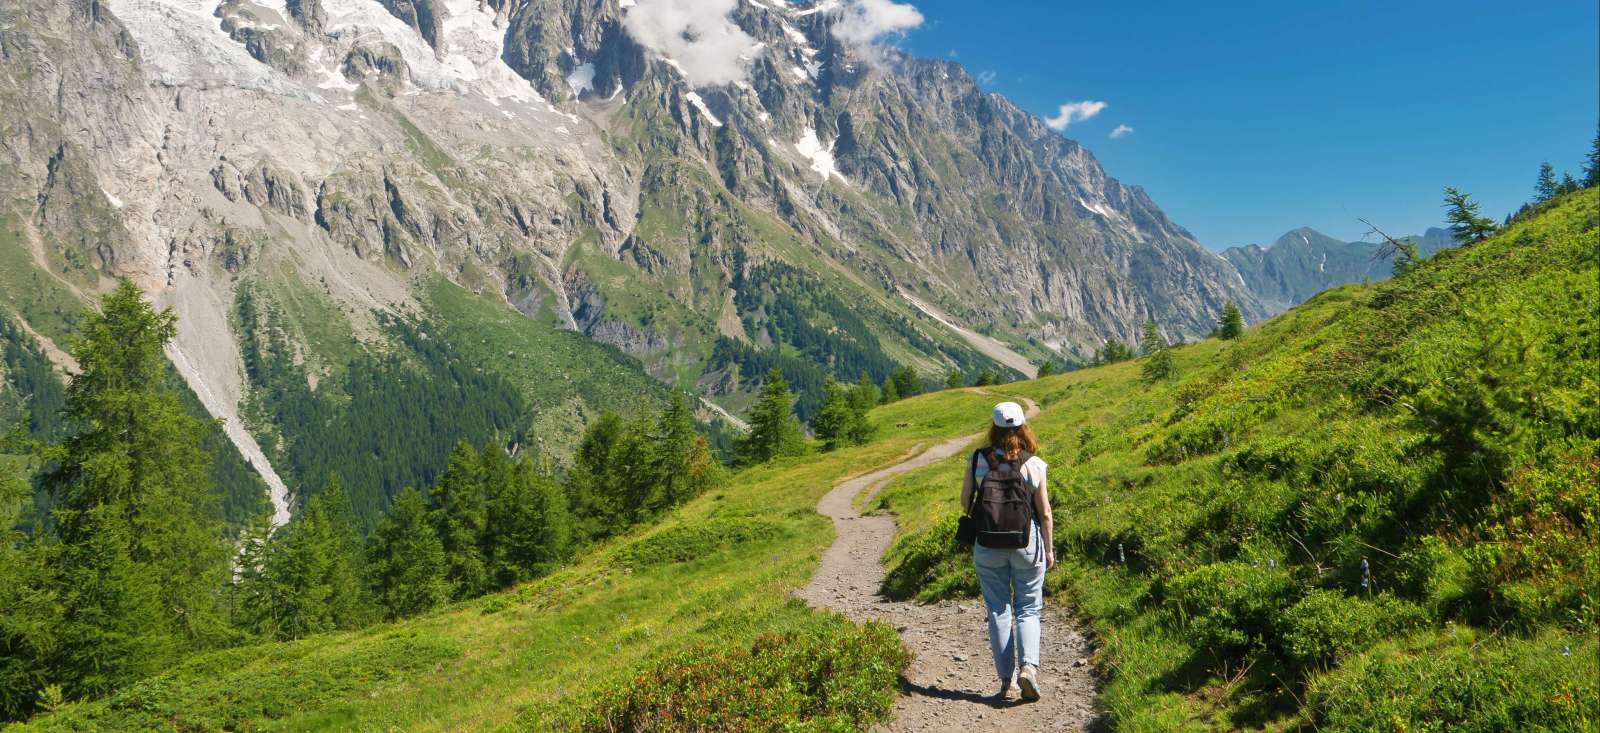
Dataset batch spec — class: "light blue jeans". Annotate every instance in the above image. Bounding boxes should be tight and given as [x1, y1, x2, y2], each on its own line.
[973, 523, 1045, 684]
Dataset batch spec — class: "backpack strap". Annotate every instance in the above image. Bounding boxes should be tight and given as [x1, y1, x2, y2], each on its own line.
[964, 450, 982, 515]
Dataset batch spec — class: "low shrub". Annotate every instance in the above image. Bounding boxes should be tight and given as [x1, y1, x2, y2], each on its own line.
[612, 517, 787, 569]
[880, 512, 977, 601]
[1163, 561, 1296, 658]
[1308, 631, 1598, 732]
[1278, 590, 1424, 669]
[572, 613, 909, 732]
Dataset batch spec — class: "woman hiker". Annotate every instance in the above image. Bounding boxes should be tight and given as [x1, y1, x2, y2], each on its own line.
[961, 401, 1053, 702]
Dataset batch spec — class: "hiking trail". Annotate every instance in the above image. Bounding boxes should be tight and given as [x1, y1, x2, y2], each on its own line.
[796, 396, 1102, 732]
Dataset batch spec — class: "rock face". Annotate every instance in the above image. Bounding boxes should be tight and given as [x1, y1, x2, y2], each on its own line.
[0, 0, 1268, 516]
[1221, 227, 1456, 312]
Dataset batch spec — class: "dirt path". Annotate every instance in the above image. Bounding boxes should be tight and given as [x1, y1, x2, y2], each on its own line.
[796, 397, 1101, 732]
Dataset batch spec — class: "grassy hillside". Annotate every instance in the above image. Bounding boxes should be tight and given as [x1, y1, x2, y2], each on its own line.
[15, 389, 1001, 731]
[874, 190, 1598, 730]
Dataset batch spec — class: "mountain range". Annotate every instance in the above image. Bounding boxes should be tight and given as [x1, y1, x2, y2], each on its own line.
[0, 0, 1403, 520]
[1220, 226, 1456, 313]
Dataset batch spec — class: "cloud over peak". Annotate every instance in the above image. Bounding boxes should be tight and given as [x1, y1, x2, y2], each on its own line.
[1109, 124, 1134, 139]
[831, 0, 924, 59]
[623, 0, 758, 87]
[1045, 100, 1107, 131]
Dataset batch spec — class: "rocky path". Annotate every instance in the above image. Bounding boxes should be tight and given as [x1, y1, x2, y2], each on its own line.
[796, 398, 1102, 732]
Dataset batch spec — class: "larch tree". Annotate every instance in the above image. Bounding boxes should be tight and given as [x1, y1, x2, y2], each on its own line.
[738, 369, 806, 464]
[368, 487, 449, 619]
[1217, 302, 1244, 340]
[1442, 187, 1497, 244]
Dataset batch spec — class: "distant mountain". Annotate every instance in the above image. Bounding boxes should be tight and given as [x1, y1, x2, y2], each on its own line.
[1220, 227, 1455, 312]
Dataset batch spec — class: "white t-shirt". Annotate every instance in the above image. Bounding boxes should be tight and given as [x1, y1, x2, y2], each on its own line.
[971, 450, 1048, 493]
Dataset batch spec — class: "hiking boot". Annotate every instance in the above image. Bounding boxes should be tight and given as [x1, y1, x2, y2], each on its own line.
[1018, 665, 1040, 702]
[995, 679, 1012, 700]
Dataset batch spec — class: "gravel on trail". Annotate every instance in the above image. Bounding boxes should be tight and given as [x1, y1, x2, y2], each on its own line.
[796, 398, 1103, 732]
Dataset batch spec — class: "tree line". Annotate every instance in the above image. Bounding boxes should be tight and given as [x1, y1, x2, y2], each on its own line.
[0, 283, 725, 722]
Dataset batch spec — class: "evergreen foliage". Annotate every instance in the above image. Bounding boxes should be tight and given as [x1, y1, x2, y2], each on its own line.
[1037, 361, 1058, 378]
[233, 475, 374, 639]
[1442, 186, 1498, 244]
[428, 442, 491, 600]
[945, 370, 964, 390]
[1139, 320, 1174, 383]
[1586, 125, 1600, 187]
[566, 400, 723, 544]
[1217, 302, 1244, 340]
[737, 369, 806, 465]
[24, 282, 230, 706]
[811, 378, 875, 452]
[879, 376, 900, 404]
[1094, 339, 1137, 366]
[888, 366, 921, 400]
[1534, 162, 1559, 203]
[367, 487, 449, 619]
[484, 447, 571, 587]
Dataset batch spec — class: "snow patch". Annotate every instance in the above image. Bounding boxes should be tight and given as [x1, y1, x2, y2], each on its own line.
[102, 188, 124, 208]
[793, 1, 840, 16]
[685, 91, 723, 127]
[566, 61, 596, 95]
[795, 127, 839, 180]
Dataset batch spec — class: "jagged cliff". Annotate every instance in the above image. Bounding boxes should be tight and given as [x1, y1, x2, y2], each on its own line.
[0, 0, 1264, 519]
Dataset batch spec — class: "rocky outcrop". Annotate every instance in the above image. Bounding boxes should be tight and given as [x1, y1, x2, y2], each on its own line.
[376, 0, 442, 52]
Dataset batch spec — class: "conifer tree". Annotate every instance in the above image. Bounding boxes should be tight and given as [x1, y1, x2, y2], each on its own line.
[890, 366, 921, 399]
[738, 369, 806, 464]
[1557, 171, 1579, 195]
[1037, 361, 1058, 378]
[0, 460, 58, 719]
[1140, 320, 1174, 383]
[1442, 187, 1497, 244]
[1217, 302, 1244, 340]
[945, 370, 964, 390]
[566, 412, 626, 542]
[428, 441, 489, 600]
[644, 393, 701, 515]
[487, 453, 572, 587]
[238, 475, 371, 639]
[40, 280, 228, 697]
[1585, 125, 1600, 187]
[879, 375, 900, 404]
[846, 374, 877, 444]
[974, 367, 998, 386]
[368, 487, 448, 618]
[1096, 339, 1135, 365]
[811, 377, 855, 452]
[1534, 162, 1558, 203]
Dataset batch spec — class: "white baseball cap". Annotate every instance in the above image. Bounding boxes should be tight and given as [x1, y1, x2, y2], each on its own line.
[992, 401, 1026, 427]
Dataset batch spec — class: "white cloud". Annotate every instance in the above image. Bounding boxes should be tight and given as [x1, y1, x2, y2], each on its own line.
[623, 0, 758, 87]
[975, 70, 996, 85]
[1044, 100, 1107, 131]
[831, 0, 923, 60]
[1109, 123, 1134, 139]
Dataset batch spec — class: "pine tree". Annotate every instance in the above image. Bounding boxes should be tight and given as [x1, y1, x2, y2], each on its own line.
[738, 369, 806, 464]
[879, 375, 900, 404]
[1095, 339, 1135, 365]
[811, 377, 855, 452]
[566, 412, 626, 543]
[486, 453, 571, 587]
[0, 459, 59, 719]
[240, 476, 369, 640]
[1217, 302, 1244, 340]
[1442, 186, 1497, 244]
[1534, 162, 1558, 203]
[1037, 361, 1058, 378]
[1140, 320, 1174, 383]
[39, 280, 229, 698]
[644, 393, 701, 515]
[890, 366, 920, 399]
[945, 370, 964, 390]
[428, 442, 489, 600]
[1585, 125, 1600, 187]
[974, 367, 998, 386]
[1557, 171, 1579, 195]
[368, 487, 448, 618]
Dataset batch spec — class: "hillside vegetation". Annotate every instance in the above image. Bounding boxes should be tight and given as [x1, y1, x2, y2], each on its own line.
[874, 190, 1598, 729]
[13, 387, 999, 731]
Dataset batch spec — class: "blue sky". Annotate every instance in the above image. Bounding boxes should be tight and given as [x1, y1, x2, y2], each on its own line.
[893, 1, 1599, 249]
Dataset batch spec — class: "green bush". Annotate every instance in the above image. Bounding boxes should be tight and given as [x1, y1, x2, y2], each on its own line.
[1278, 590, 1424, 669]
[572, 613, 909, 732]
[612, 517, 787, 569]
[1308, 631, 1598, 732]
[1163, 561, 1297, 658]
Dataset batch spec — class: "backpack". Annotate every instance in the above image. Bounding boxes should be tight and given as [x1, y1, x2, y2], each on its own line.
[967, 448, 1036, 549]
